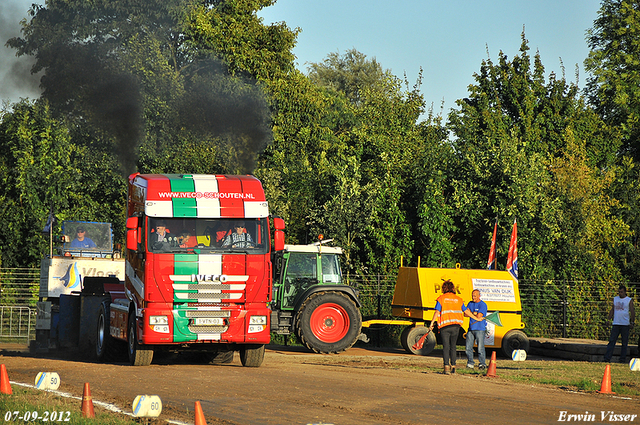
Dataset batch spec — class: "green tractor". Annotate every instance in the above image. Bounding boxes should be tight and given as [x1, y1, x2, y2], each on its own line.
[270, 240, 362, 353]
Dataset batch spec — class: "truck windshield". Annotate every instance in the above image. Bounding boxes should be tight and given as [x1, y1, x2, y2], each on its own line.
[147, 217, 269, 254]
[62, 221, 114, 258]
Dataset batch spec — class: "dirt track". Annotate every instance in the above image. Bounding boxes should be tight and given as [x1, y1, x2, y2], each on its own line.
[0, 345, 638, 425]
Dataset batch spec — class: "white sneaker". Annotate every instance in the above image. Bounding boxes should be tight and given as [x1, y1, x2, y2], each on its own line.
[466, 363, 475, 369]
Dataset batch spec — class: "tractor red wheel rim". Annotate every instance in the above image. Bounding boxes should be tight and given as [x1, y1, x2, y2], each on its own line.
[310, 303, 350, 343]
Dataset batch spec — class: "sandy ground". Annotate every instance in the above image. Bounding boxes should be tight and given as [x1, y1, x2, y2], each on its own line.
[0, 344, 638, 425]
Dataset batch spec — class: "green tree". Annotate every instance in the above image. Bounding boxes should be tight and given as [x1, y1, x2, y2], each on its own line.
[262, 50, 427, 274]
[0, 100, 128, 267]
[7, 0, 294, 175]
[447, 34, 624, 280]
[584, 0, 640, 282]
[585, 0, 640, 160]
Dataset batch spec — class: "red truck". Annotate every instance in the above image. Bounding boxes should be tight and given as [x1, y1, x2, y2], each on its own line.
[38, 173, 362, 367]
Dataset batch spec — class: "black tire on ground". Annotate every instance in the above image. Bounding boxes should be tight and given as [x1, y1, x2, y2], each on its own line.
[240, 344, 265, 367]
[401, 326, 437, 356]
[501, 329, 530, 358]
[203, 350, 234, 364]
[95, 301, 110, 362]
[400, 326, 412, 352]
[128, 312, 153, 366]
[295, 291, 362, 354]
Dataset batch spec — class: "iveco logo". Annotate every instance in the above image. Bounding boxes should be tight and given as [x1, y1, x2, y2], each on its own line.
[191, 274, 229, 282]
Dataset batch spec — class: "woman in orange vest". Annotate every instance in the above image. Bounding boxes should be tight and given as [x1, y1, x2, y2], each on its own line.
[428, 279, 478, 374]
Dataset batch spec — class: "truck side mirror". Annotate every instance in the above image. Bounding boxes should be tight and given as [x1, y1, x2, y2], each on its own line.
[126, 217, 140, 251]
[273, 217, 285, 251]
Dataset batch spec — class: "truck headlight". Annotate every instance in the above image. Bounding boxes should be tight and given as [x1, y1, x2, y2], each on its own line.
[248, 315, 267, 333]
[249, 316, 267, 325]
[149, 315, 168, 325]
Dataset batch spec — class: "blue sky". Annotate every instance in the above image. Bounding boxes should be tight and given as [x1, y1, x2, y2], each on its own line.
[259, 0, 603, 114]
[2, 0, 604, 114]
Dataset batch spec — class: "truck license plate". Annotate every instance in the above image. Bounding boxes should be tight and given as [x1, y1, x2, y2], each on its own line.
[194, 317, 224, 326]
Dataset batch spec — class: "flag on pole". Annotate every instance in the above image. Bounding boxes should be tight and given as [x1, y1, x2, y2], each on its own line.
[487, 219, 497, 269]
[506, 219, 518, 279]
[42, 210, 57, 233]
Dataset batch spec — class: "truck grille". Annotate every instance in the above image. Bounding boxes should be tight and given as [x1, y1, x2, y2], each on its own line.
[188, 325, 228, 333]
[185, 310, 230, 318]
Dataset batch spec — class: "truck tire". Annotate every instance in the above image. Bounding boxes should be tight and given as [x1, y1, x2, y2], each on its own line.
[240, 344, 264, 367]
[128, 313, 153, 366]
[95, 301, 110, 361]
[401, 326, 436, 356]
[501, 329, 529, 358]
[295, 291, 362, 354]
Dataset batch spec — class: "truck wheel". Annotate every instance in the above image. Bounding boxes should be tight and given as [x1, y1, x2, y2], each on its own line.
[295, 291, 362, 354]
[402, 326, 436, 356]
[95, 301, 110, 361]
[240, 344, 264, 367]
[501, 329, 529, 358]
[127, 313, 153, 366]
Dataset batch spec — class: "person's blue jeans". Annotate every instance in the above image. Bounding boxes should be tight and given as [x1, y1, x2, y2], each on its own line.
[604, 325, 630, 362]
[465, 329, 487, 366]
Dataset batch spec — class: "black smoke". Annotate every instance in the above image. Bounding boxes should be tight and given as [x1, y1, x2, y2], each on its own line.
[37, 43, 142, 175]
[4, 2, 272, 176]
[177, 60, 272, 175]
[0, 0, 42, 102]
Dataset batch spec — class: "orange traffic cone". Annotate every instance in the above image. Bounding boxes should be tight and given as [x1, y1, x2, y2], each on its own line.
[486, 351, 498, 377]
[195, 401, 207, 425]
[81, 383, 95, 418]
[0, 364, 12, 395]
[598, 364, 615, 394]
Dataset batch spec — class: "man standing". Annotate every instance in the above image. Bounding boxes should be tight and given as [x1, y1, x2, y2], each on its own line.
[604, 285, 635, 363]
[466, 289, 488, 370]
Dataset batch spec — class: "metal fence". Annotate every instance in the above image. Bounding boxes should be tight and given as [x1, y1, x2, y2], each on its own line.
[346, 274, 639, 343]
[0, 268, 40, 341]
[0, 268, 40, 306]
[0, 306, 36, 340]
[0, 268, 637, 344]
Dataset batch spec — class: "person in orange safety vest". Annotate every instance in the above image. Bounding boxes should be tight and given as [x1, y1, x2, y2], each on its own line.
[428, 280, 481, 375]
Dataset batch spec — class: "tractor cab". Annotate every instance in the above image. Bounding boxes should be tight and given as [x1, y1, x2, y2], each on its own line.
[273, 244, 344, 310]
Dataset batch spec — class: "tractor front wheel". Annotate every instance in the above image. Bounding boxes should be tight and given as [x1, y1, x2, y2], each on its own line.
[296, 291, 362, 354]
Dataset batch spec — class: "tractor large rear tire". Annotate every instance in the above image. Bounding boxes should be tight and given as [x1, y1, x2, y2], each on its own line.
[295, 291, 362, 354]
[128, 313, 153, 366]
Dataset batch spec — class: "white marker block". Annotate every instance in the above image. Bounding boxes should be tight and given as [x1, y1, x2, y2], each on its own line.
[35, 372, 60, 390]
[512, 349, 527, 362]
[132, 395, 162, 417]
[630, 358, 640, 372]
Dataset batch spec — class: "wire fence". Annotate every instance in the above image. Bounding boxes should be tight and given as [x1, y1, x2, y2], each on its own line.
[1, 268, 637, 344]
[0, 268, 40, 306]
[346, 274, 639, 343]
